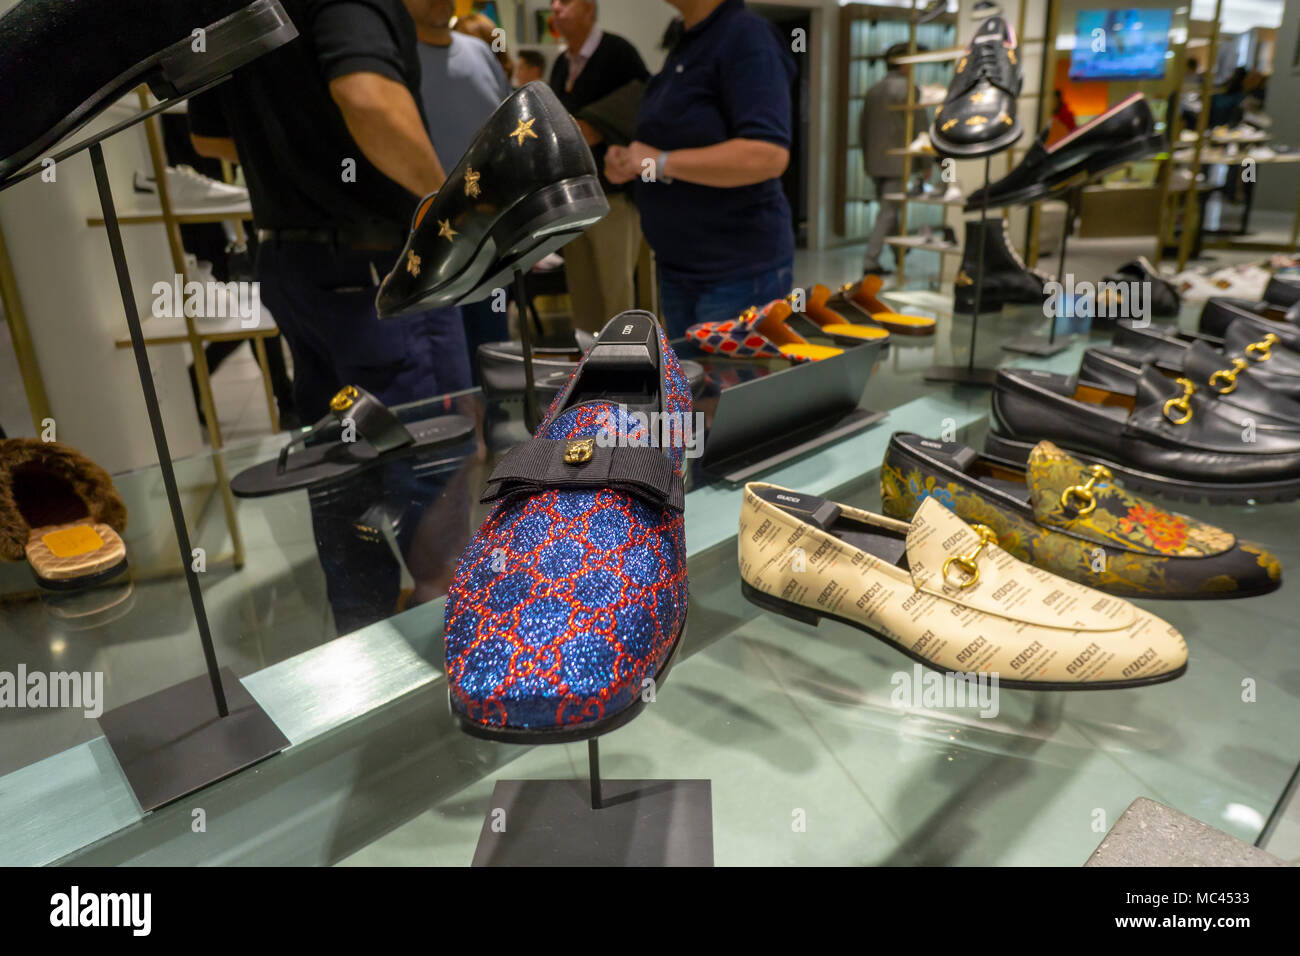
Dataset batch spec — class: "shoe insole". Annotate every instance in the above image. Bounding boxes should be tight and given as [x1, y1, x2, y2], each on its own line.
[780, 343, 843, 362]
[26, 521, 126, 586]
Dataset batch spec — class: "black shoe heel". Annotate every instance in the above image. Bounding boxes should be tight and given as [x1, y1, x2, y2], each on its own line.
[741, 579, 821, 626]
[457, 175, 608, 302]
[149, 0, 298, 99]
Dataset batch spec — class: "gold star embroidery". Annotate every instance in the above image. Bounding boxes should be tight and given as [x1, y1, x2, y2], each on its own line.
[438, 219, 458, 242]
[464, 166, 481, 199]
[955, 270, 974, 287]
[966, 115, 989, 126]
[957, 57, 967, 72]
[996, 111, 1013, 125]
[511, 118, 538, 146]
[941, 119, 958, 131]
[405, 250, 421, 276]
[973, 89, 994, 105]
[1007, 49, 1017, 65]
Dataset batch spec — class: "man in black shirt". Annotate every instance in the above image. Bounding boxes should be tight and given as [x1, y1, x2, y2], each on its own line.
[547, 0, 648, 333]
[190, 0, 464, 420]
[190, 0, 472, 635]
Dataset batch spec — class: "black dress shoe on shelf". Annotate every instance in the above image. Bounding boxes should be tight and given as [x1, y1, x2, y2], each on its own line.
[1263, 275, 1300, 309]
[1079, 342, 1300, 432]
[1199, 296, 1300, 349]
[0, 0, 297, 182]
[953, 217, 1050, 311]
[1101, 257, 1181, 319]
[930, 16, 1022, 158]
[376, 82, 607, 317]
[966, 94, 1165, 209]
[1115, 319, 1300, 399]
[988, 365, 1300, 503]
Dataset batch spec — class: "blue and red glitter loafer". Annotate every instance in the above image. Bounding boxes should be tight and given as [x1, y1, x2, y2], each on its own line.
[444, 311, 691, 743]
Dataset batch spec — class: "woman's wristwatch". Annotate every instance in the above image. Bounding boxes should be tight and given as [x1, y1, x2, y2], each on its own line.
[658, 150, 674, 184]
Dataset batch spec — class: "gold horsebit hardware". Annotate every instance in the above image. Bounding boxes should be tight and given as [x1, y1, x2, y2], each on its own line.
[1060, 464, 1113, 517]
[1245, 332, 1280, 361]
[1209, 358, 1249, 394]
[330, 385, 359, 412]
[564, 439, 594, 464]
[942, 524, 998, 590]
[1162, 376, 1196, 426]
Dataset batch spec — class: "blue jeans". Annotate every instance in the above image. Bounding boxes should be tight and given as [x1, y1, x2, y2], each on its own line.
[257, 240, 474, 635]
[658, 262, 796, 339]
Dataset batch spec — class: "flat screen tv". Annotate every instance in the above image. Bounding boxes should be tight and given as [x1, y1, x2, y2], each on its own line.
[1069, 9, 1173, 81]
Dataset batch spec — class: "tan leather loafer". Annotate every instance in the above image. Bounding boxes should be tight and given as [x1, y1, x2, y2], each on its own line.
[738, 483, 1187, 690]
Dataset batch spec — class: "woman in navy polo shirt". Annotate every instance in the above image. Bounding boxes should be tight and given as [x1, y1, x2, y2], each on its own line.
[604, 0, 796, 339]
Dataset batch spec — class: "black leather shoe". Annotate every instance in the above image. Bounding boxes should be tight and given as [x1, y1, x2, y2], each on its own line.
[1199, 296, 1300, 350]
[1115, 319, 1300, 400]
[1263, 275, 1300, 309]
[0, 0, 297, 183]
[989, 364, 1300, 503]
[966, 94, 1165, 209]
[377, 82, 607, 317]
[477, 330, 596, 398]
[953, 217, 1049, 311]
[930, 16, 1022, 158]
[1101, 257, 1180, 318]
[1080, 341, 1300, 431]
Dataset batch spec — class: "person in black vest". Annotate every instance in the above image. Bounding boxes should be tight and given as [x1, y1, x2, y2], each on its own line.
[548, 0, 649, 333]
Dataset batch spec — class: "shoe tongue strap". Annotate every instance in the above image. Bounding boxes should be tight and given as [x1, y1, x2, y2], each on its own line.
[277, 385, 410, 474]
[482, 438, 684, 511]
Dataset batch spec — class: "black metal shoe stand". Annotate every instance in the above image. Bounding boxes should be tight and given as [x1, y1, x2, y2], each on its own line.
[1002, 184, 1079, 357]
[0, 87, 287, 813]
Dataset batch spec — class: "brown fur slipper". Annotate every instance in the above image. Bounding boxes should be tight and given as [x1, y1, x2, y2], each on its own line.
[0, 438, 128, 589]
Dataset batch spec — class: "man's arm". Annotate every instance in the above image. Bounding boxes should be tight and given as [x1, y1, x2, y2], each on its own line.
[329, 72, 446, 197]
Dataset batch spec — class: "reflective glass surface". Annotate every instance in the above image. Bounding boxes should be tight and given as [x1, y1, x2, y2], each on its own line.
[3, 296, 1298, 866]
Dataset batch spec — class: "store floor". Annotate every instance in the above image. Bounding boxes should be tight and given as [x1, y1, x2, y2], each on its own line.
[5, 229, 1299, 865]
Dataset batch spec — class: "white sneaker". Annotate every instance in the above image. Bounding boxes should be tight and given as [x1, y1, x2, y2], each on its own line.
[1249, 145, 1276, 161]
[134, 165, 249, 207]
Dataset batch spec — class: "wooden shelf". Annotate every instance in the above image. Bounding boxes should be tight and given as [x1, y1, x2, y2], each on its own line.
[884, 193, 965, 206]
[890, 46, 965, 64]
[88, 200, 252, 227]
[114, 313, 279, 348]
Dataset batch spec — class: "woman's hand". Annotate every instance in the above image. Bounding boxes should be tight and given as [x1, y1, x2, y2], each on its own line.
[604, 145, 640, 184]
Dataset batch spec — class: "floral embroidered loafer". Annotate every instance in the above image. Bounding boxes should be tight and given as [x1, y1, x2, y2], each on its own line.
[881, 432, 1281, 600]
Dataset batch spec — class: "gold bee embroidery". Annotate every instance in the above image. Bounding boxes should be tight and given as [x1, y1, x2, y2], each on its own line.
[511, 117, 538, 146]
[957, 57, 967, 72]
[966, 115, 989, 126]
[464, 166, 481, 199]
[438, 219, 458, 242]
[405, 250, 421, 276]
[973, 89, 994, 105]
[1007, 49, 1017, 65]
[996, 111, 1013, 126]
[941, 119, 958, 131]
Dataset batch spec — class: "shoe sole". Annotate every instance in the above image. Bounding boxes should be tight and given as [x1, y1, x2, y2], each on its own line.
[0, 0, 297, 183]
[454, 608, 688, 745]
[740, 580, 1186, 691]
[33, 557, 129, 592]
[382, 176, 608, 316]
[984, 431, 1300, 504]
[965, 132, 1166, 210]
[932, 119, 1024, 160]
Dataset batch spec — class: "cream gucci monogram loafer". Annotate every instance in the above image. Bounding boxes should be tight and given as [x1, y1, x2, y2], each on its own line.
[738, 483, 1188, 690]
